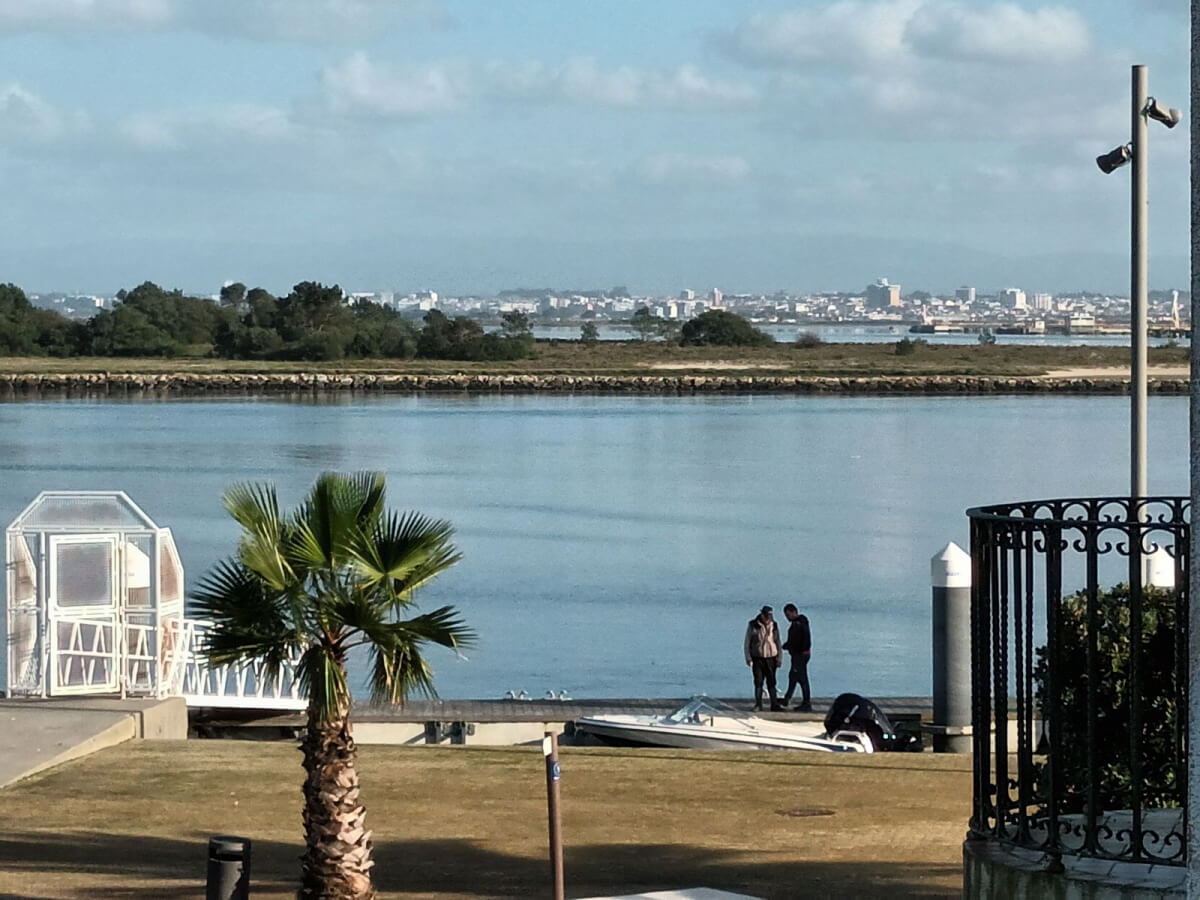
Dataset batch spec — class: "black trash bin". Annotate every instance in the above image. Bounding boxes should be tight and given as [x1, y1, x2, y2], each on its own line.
[206, 835, 251, 900]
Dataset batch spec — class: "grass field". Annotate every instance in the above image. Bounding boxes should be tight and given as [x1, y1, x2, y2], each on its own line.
[0, 741, 972, 899]
[0, 340, 1186, 378]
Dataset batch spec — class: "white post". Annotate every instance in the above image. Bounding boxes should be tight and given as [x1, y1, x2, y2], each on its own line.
[931, 542, 972, 753]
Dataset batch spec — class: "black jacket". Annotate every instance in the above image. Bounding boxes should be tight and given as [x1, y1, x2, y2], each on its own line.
[783, 615, 811, 655]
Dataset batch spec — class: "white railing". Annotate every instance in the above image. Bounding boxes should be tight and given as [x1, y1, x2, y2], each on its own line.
[175, 617, 308, 710]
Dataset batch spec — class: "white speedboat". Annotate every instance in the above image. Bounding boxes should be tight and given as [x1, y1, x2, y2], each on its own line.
[574, 696, 873, 753]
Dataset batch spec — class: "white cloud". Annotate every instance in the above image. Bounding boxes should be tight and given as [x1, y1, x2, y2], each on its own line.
[118, 103, 295, 151]
[724, 1, 1091, 68]
[905, 3, 1090, 63]
[639, 153, 751, 185]
[0, 0, 441, 41]
[318, 53, 465, 118]
[0, 84, 87, 143]
[541, 59, 757, 109]
[0, 0, 170, 32]
[725, 1, 920, 69]
[315, 53, 757, 120]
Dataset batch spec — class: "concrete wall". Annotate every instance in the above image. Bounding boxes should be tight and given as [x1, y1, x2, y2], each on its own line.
[964, 840, 1184, 898]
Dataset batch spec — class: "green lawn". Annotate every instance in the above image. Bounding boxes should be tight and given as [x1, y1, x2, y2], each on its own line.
[0, 741, 971, 899]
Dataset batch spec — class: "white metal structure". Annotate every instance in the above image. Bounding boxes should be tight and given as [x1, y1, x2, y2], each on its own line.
[2, 491, 305, 711]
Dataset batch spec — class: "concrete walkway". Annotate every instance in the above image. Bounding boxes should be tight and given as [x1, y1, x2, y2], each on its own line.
[0, 697, 186, 788]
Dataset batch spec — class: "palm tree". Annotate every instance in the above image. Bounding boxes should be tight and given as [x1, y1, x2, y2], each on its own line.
[191, 471, 472, 899]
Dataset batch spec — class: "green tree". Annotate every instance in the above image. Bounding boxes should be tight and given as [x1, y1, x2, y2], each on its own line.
[246, 287, 279, 329]
[1034, 584, 1181, 812]
[500, 310, 531, 337]
[276, 282, 352, 345]
[192, 472, 472, 899]
[220, 282, 247, 310]
[580, 321, 600, 345]
[630, 306, 659, 341]
[655, 318, 682, 343]
[679, 310, 772, 346]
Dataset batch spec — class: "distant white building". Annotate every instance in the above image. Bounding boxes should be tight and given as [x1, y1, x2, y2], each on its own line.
[955, 286, 976, 304]
[679, 289, 695, 301]
[999, 288, 1027, 310]
[710, 288, 723, 307]
[1032, 292, 1053, 311]
[866, 278, 901, 308]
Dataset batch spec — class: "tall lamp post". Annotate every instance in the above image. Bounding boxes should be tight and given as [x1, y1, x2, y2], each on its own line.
[1096, 64, 1181, 503]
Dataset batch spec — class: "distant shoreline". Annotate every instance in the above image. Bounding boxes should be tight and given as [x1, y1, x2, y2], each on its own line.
[0, 372, 1187, 395]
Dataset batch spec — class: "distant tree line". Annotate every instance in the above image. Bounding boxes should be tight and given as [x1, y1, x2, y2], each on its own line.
[0, 281, 535, 361]
[0, 280, 776, 359]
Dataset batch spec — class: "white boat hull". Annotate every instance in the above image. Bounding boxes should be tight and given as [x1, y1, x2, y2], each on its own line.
[575, 711, 871, 753]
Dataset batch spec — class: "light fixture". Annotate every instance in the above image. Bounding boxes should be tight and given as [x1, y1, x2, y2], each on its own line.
[1144, 97, 1181, 128]
[1096, 144, 1132, 174]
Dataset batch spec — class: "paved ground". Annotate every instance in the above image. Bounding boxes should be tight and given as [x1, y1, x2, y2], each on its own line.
[0, 697, 185, 788]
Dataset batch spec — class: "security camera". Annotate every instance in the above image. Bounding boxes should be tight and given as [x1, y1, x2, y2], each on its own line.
[1096, 144, 1132, 175]
[1145, 97, 1181, 128]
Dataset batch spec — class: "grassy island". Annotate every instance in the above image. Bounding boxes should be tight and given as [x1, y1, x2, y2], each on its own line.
[0, 340, 1188, 380]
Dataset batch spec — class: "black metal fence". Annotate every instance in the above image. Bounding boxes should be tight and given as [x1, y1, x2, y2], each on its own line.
[967, 496, 1189, 868]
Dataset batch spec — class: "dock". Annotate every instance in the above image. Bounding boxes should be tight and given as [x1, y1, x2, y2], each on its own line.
[190, 696, 936, 746]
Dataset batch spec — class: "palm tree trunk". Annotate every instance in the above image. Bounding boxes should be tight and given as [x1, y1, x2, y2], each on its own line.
[299, 706, 375, 899]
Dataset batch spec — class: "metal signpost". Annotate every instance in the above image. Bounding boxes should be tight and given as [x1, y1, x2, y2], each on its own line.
[543, 730, 565, 900]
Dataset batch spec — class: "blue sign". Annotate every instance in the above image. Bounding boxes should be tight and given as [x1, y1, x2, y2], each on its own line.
[551, 761, 561, 782]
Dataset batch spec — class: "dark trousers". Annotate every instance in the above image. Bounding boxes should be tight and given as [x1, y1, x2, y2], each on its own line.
[751, 656, 779, 707]
[783, 653, 811, 706]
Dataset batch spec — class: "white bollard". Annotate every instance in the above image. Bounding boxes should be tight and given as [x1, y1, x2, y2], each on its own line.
[931, 542, 972, 753]
[1142, 546, 1176, 589]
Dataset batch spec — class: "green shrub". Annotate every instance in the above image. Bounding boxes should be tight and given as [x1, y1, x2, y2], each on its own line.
[795, 331, 824, 349]
[1033, 583, 1182, 813]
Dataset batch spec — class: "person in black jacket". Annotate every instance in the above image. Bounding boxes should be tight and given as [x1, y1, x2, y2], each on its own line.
[781, 603, 812, 712]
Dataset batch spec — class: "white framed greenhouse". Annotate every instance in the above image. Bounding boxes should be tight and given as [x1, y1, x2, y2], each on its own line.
[2, 491, 187, 699]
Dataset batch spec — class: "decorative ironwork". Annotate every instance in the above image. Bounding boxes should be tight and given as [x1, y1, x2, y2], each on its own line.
[967, 496, 1188, 868]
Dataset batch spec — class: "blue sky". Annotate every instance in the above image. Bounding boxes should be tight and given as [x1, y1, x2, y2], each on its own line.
[0, 0, 1190, 296]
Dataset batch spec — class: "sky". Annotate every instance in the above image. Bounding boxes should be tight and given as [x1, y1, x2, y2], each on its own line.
[0, 0, 1191, 296]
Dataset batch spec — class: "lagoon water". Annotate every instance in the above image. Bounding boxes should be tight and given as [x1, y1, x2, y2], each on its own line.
[0, 394, 1188, 700]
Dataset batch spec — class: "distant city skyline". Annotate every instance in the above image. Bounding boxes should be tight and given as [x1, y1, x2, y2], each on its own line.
[0, 1, 1189, 295]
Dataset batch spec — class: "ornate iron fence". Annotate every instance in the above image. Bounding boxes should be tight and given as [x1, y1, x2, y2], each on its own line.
[966, 496, 1189, 868]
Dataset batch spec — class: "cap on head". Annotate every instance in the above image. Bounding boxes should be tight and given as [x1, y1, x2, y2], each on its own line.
[760, 605, 773, 614]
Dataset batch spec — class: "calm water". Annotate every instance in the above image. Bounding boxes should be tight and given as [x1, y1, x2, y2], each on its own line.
[531, 323, 1187, 347]
[0, 394, 1188, 700]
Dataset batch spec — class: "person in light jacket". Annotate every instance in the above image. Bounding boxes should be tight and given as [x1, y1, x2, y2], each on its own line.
[744, 605, 784, 711]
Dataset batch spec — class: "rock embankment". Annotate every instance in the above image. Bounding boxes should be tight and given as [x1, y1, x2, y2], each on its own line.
[0, 372, 1187, 395]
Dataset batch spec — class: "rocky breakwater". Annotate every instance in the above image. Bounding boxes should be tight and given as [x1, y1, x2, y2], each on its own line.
[0, 372, 1187, 395]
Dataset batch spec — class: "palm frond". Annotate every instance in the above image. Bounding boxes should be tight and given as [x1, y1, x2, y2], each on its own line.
[349, 510, 462, 600]
[295, 644, 351, 722]
[390, 605, 477, 651]
[189, 558, 300, 666]
[223, 481, 281, 536]
[366, 641, 438, 706]
[294, 472, 377, 568]
[223, 482, 293, 589]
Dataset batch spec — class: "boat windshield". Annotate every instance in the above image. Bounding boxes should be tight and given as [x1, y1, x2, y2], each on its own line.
[666, 696, 750, 726]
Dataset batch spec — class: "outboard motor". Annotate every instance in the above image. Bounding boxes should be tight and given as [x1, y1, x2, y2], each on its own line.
[824, 693, 913, 752]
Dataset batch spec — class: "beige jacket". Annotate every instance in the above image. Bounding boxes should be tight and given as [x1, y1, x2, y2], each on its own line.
[744, 616, 781, 665]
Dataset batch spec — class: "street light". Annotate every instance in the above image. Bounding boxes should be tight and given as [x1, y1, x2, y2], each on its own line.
[1096, 65, 1181, 504]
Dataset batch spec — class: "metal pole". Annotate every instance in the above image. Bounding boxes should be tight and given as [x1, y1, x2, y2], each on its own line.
[1132, 64, 1149, 503]
[1187, 4, 1200, 892]
[543, 731, 565, 900]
